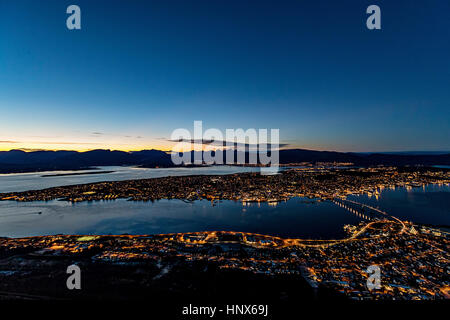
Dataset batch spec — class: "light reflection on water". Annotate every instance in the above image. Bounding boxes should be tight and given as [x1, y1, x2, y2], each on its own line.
[348, 184, 450, 226]
[0, 166, 448, 239]
[0, 198, 363, 239]
[0, 184, 448, 239]
[0, 165, 261, 193]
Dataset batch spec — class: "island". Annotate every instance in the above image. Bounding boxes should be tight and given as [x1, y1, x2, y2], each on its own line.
[1, 166, 449, 203]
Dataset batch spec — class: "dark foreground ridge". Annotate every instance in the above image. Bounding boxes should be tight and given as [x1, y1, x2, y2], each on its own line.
[0, 217, 448, 301]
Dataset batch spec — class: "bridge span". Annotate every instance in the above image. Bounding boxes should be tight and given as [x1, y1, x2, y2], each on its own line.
[332, 198, 407, 234]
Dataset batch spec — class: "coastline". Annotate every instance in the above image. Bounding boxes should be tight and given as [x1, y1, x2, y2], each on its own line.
[41, 170, 115, 178]
[1, 166, 448, 203]
[0, 219, 447, 301]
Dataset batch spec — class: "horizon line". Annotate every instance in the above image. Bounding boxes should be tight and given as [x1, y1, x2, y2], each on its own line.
[1, 148, 449, 155]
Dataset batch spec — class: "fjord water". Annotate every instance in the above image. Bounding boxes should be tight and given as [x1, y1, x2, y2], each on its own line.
[0, 166, 448, 238]
[0, 198, 362, 239]
[349, 184, 450, 226]
[0, 165, 261, 193]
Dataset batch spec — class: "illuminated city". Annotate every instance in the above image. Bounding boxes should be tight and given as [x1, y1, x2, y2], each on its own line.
[0, 0, 449, 315]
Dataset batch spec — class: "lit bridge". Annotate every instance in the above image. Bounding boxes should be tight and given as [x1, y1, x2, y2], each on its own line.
[332, 198, 406, 233]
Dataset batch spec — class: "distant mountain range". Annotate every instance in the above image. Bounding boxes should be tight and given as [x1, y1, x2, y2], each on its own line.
[0, 149, 172, 173]
[0, 149, 449, 173]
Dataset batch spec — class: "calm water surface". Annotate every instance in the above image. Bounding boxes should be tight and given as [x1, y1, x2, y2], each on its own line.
[0, 166, 260, 193]
[0, 198, 362, 239]
[0, 167, 448, 238]
[349, 184, 450, 226]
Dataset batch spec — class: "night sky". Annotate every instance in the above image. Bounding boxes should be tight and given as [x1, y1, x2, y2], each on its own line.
[0, 0, 449, 152]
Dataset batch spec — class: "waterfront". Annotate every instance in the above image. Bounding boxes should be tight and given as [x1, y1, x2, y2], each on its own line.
[0, 167, 448, 240]
[0, 198, 361, 239]
[0, 184, 448, 239]
[349, 184, 450, 226]
[1, 218, 448, 301]
[0, 167, 449, 301]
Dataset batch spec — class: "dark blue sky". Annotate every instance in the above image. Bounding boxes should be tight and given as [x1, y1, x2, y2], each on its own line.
[0, 0, 449, 151]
